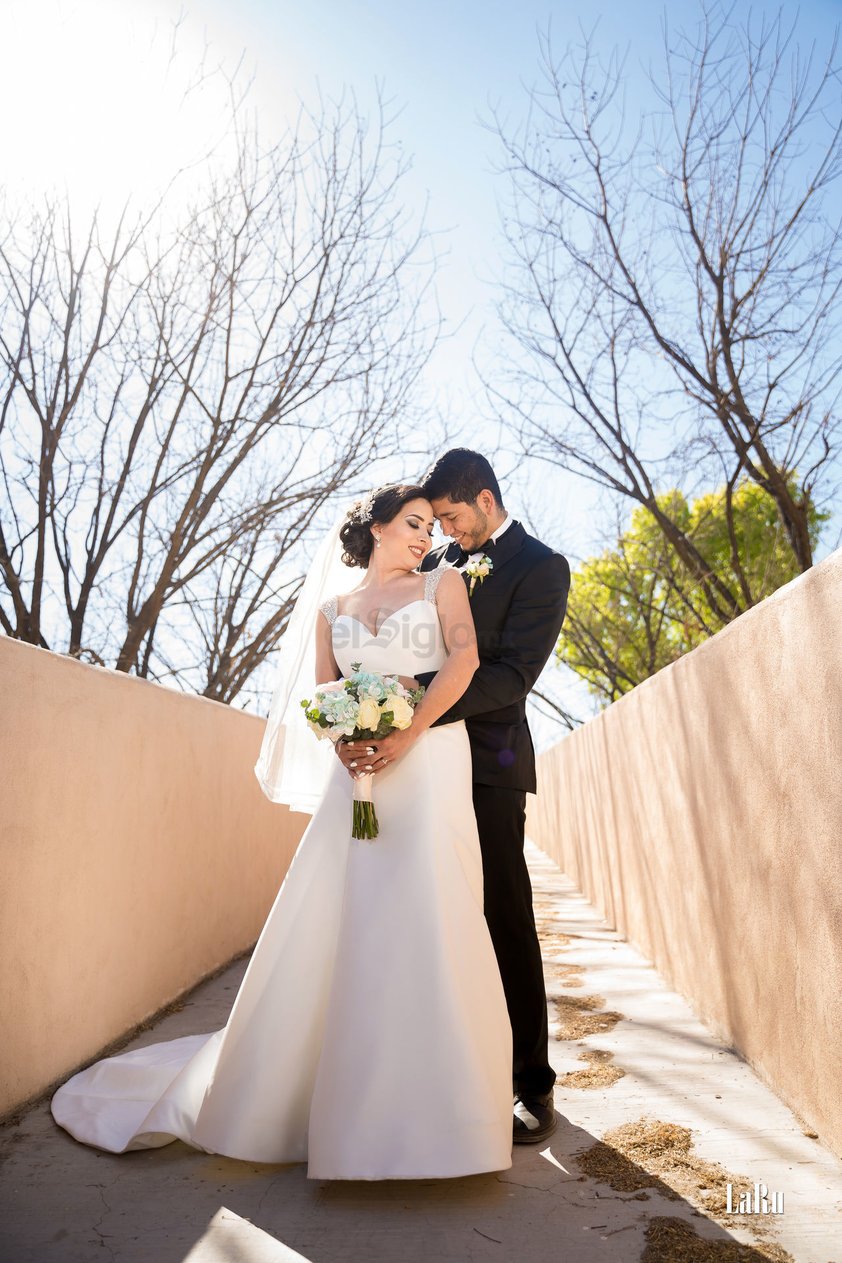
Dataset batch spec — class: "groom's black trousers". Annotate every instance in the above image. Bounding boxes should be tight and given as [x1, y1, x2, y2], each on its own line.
[471, 783, 556, 1100]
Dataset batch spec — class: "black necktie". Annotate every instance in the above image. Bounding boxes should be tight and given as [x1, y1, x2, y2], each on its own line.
[451, 537, 497, 567]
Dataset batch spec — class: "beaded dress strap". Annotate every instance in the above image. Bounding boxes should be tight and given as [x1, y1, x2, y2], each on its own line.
[319, 595, 338, 625]
[423, 564, 449, 604]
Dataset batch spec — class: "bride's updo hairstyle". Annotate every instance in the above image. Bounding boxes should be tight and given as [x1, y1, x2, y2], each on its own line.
[339, 483, 429, 568]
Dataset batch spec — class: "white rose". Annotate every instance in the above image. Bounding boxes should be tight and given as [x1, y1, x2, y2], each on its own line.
[382, 693, 414, 730]
[356, 697, 382, 732]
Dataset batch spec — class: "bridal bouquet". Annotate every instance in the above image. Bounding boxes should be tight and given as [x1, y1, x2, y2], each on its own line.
[301, 663, 425, 840]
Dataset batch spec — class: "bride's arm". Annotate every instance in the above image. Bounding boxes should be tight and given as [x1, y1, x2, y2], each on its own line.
[315, 609, 342, 683]
[408, 568, 479, 734]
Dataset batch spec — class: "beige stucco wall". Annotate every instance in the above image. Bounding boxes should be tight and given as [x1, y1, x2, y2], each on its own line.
[527, 547, 842, 1158]
[0, 637, 306, 1118]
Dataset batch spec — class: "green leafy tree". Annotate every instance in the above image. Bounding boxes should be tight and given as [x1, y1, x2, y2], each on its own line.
[560, 480, 829, 705]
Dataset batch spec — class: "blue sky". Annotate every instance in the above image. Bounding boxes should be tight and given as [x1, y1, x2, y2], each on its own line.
[2, 0, 840, 734]
[4, 0, 838, 562]
[186, 0, 842, 553]
[199, 0, 689, 417]
[183, 0, 842, 735]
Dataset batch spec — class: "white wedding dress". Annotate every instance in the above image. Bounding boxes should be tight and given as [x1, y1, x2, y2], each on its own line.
[50, 566, 514, 1180]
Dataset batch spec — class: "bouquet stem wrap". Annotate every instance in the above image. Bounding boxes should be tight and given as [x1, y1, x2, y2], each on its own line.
[352, 771, 378, 840]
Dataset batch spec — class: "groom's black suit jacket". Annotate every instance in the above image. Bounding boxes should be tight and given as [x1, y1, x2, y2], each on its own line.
[418, 521, 570, 794]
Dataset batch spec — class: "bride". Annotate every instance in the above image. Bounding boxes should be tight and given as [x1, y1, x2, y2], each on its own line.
[50, 483, 515, 1180]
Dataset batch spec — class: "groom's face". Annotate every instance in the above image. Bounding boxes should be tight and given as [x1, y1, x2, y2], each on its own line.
[430, 495, 491, 553]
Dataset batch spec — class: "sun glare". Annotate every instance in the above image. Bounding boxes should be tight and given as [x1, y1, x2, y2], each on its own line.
[0, 0, 244, 216]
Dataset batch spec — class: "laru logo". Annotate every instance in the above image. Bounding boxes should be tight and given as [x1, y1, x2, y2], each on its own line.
[725, 1182, 784, 1214]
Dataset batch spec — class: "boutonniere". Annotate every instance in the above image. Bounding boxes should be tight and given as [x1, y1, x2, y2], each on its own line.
[464, 554, 493, 595]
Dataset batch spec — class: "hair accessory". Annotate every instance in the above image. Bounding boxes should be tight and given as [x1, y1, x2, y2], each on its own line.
[357, 492, 377, 525]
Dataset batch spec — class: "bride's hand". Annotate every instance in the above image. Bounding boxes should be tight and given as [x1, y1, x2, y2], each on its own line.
[395, 675, 420, 691]
[360, 726, 419, 772]
[334, 736, 377, 778]
[334, 727, 419, 777]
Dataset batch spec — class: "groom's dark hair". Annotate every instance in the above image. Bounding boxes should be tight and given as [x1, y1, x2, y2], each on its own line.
[421, 448, 504, 508]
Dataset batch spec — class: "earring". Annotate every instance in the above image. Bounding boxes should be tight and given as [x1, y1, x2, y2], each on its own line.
[375, 536, 381, 548]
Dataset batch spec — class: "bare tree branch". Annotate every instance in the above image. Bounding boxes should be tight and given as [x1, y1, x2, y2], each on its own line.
[0, 81, 438, 699]
[485, 3, 841, 616]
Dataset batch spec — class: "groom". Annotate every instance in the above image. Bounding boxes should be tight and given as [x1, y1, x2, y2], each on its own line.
[419, 450, 570, 1143]
[344, 449, 571, 1143]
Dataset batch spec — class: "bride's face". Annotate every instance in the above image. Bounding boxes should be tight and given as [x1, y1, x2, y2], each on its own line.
[374, 497, 435, 570]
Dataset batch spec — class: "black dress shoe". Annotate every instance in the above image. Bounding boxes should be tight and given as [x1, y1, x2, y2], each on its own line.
[512, 1091, 558, 1144]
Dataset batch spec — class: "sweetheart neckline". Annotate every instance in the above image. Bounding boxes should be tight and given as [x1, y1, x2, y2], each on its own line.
[333, 597, 432, 639]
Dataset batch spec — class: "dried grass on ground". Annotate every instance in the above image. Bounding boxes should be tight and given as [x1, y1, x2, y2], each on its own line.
[578, 1120, 793, 1262]
[560, 1047, 625, 1089]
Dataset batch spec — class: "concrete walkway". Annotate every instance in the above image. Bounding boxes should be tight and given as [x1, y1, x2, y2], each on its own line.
[1, 839, 840, 1263]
